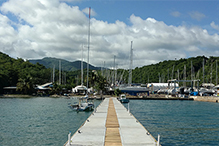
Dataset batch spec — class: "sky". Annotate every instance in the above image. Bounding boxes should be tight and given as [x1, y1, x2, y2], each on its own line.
[0, 0, 219, 69]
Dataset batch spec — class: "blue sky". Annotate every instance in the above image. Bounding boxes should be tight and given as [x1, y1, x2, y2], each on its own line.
[75, 1, 219, 25]
[0, 0, 219, 69]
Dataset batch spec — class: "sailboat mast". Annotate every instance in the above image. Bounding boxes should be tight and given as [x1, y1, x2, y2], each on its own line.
[81, 45, 83, 85]
[203, 58, 205, 83]
[184, 64, 186, 87]
[59, 60, 61, 85]
[216, 60, 218, 85]
[191, 61, 193, 80]
[114, 55, 116, 86]
[211, 63, 212, 84]
[128, 41, 133, 85]
[53, 64, 55, 83]
[87, 7, 91, 88]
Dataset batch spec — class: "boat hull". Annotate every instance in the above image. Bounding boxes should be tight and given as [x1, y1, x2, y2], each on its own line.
[119, 98, 129, 103]
[117, 86, 149, 96]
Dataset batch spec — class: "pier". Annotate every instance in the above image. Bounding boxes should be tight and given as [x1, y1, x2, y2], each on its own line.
[64, 97, 159, 146]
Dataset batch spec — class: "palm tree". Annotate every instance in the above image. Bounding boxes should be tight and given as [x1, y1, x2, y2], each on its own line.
[93, 71, 108, 96]
[16, 74, 34, 94]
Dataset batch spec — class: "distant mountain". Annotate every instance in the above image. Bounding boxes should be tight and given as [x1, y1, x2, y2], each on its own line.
[28, 57, 101, 71]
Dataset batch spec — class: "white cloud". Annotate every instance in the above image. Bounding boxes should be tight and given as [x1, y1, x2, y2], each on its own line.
[82, 7, 97, 17]
[189, 11, 206, 21]
[0, 13, 18, 57]
[0, 0, 219, 69]
[171, 11, 181, 17]
[211, 21, 219, 32]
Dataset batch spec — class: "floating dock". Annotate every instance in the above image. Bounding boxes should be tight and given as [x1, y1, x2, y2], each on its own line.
[64, 97, 160, 146]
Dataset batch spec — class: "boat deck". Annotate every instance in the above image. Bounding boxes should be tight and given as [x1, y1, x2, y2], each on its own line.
[64, 97, 159, 146]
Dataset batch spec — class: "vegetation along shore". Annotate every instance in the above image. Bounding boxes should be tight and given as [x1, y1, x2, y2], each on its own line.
[1, 51, 219, 103]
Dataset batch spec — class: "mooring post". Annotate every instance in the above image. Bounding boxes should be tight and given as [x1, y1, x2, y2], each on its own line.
[157, 134, 160, 146]
[68, 131, 71, 145]
[128, 102, 130, 113]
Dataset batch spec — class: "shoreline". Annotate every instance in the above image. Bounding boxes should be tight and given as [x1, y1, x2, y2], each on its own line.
[1, 94, 219, 103]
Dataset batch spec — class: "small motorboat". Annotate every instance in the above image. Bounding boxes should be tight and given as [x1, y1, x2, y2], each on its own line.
[68, 95, 94, 111]
[119, 94, 129, 103]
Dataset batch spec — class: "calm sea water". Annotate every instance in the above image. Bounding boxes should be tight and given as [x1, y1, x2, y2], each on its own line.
[124, 100, 219, 146]
[0, 97, 219, 146]
[0, 97, 101, 146]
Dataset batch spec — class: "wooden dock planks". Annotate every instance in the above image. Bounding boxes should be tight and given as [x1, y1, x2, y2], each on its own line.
[64, 97, 160, 146]
[104, 98, 122, 146]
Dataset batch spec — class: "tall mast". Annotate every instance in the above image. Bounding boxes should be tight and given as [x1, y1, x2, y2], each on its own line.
[171, 65, 174, 80]
[203, 58, 205, 83]
[128, 41, 133, 85]
[59, 60, 61, 85]
[216, 60, 218, 85]
[81, 45, 83, 85]
[53, 64, 55, 83]
[87, 7, 91, 88]
[211, 63, 212, 84]
[184, 64, 186, 87]
[114, 55, 116, 86]
[191, 61, 193, 80]
[177, 69, 179, 81]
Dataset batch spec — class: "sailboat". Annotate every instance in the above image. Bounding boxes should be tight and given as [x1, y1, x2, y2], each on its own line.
[68, 8, 94, 111]
[69, 45, 95, 111]
[72, 45, 87, 95]
[116, 41, 149, 96]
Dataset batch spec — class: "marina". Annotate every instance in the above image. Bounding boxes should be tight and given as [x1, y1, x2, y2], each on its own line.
[64, 97, 158, 146]
[0, 1, 219, 146]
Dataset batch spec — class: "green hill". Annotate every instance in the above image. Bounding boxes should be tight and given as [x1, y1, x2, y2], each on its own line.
[0, 52, 51, 94]
[29, 57, 101, 71]
[131, 56, 219, 85]
[1, 51, 219, 94]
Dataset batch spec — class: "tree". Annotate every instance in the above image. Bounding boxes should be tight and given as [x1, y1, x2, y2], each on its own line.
[50, 83, 62, 95]
[16, 74, 34, 94]
[114, 88, 122, 97]
[93, 71, 108, 95]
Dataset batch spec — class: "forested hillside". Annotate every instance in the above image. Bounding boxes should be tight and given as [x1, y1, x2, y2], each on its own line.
[29, 57, 101, 71]
[29, 55, 219, 86]
[130, 56, 219, 85]
[0, 52, 51, 94]
[1, 51, 219, 94]
[0, 52, 103, 94]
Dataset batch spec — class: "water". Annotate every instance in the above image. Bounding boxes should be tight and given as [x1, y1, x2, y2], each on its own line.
[123, 100, 219, 146]
[0, 97, 101, 146]
[0, 98, 219, 146]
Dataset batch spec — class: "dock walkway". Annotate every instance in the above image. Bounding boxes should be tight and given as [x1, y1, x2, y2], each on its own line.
[64, 97, 159, 146]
